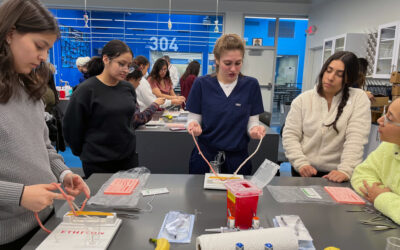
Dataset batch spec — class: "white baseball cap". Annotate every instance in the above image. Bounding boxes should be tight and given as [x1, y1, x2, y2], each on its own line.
[76, 56, 91, 67]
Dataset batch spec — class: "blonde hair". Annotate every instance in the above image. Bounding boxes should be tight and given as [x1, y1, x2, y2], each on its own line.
[213, 34, 245, 72]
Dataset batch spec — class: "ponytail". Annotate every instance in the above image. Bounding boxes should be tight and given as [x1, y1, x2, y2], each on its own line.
[325, 85, 349, 133]
[126, 63, 143, 81]
[86, 56, 103, 78]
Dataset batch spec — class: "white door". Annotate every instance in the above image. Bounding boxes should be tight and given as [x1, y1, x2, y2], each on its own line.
[241, 48, 276, 112]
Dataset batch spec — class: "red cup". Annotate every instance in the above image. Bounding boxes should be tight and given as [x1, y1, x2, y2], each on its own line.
[59, 90, 65, 98]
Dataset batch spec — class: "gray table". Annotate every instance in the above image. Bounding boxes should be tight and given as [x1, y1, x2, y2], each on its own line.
[23, 175, 399, 250]
[136, 124, 279, 174]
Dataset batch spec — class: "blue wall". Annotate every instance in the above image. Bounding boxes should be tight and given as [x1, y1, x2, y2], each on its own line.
[277, 19, 308, 87]
[244, 18, 276, 47]
[244, 18, 308, 85]
[50, 9, 223, 87]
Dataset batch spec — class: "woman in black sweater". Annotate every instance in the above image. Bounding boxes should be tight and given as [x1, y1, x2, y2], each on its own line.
[63, 40, 138, 178]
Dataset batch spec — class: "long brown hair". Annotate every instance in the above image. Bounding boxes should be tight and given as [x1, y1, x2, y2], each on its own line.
[317, 51, 359, 133]
[149, 58, 171, 83]
[0, 0, 60, 104]
[181, 61, 200, 81]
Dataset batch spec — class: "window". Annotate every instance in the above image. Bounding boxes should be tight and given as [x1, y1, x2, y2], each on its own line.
[268, 21, 295, 38]
[243, 17, 276, 47]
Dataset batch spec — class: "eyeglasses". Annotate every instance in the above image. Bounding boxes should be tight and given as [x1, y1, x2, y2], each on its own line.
[383, 105, 400, 127]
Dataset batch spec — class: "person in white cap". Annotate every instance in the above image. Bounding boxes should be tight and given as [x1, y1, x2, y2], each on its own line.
[76, 56, 91, 84]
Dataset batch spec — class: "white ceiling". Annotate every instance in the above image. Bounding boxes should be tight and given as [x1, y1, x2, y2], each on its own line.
[223, 0, 310, 3]
[223, 0, 328, 4]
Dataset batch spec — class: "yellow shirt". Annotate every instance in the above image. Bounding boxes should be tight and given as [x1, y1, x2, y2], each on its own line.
[351, 142, 400, 224]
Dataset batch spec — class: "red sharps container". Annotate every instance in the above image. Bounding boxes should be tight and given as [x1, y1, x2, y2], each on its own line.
[224, 179, 262, 229]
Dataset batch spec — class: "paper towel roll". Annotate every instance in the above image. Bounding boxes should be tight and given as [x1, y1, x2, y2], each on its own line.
[196, 227, 298, 250]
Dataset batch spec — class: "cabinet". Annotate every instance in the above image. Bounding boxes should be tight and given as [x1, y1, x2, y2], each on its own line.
[373, 21, 400, 78]
[322, 33, 367, 66]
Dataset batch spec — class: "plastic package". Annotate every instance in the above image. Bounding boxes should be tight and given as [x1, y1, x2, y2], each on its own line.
[88, 167, 150, 208]
[250, 159, 279, 189]
[157, 211, 195, 243]
[267, 185, 336, 204]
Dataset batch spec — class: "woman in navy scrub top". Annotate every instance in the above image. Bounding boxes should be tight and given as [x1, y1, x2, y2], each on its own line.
[186, 34, 266, 175]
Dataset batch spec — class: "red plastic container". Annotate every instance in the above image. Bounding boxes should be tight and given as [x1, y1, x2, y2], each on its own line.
[224, 179, 262, 229]
[59, 89, 65, 98]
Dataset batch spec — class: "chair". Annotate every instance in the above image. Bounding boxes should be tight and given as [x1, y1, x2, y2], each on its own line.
[259, 111, 271, 126]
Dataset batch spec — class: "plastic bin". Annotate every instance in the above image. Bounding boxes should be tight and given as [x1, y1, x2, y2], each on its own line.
[224, 179, 262, 229]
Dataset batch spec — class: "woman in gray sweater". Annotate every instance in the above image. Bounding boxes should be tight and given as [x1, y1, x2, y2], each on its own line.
[0, 0, 89, 248]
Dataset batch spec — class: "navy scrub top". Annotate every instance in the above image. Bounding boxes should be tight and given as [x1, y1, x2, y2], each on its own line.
[186, 74, 264, 152]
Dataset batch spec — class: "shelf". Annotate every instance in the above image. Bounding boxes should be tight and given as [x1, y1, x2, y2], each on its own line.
[378, 57, 392, 60]
[246, 45, 273, 50]
[382, 27, 396, 31]
[380, 38, 395, 42]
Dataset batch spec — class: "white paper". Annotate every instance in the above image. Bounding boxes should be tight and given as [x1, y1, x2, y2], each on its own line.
[300, 187, 322, 199]
[141, 188, 169, 196]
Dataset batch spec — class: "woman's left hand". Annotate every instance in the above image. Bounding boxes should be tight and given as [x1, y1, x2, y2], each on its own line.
[63, 173, 90, 198]
[250, 125, 266, 139]
[359, 180, 391, 203]
[322, 170, 349, 183]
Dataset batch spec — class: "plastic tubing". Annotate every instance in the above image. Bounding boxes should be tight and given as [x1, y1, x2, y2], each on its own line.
[190, 131, 265, 178]
[34, 182, 89, 233]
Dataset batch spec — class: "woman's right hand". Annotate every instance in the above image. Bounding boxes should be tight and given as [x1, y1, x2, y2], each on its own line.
[154, 98, 166, 106]
[187, 121, 202, 136]
[298, 165, 318, 177]
[21, 184, 74, 212]
[172, 98, 184, 105]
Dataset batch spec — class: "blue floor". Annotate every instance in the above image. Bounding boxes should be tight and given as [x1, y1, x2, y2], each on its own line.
[60, 147, 82, 168]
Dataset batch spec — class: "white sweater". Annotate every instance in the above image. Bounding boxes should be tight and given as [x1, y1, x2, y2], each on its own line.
[282, 87, 371, 178]
[136, 78, 156, 111]
[135, 78, 171, 111]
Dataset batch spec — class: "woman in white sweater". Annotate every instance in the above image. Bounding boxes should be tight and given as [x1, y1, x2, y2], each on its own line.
[282, 51, 371, 183]
[133, 56, 183, 111]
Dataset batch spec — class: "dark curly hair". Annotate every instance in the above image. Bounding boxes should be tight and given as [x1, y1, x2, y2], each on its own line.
[148, 58, 170, 83]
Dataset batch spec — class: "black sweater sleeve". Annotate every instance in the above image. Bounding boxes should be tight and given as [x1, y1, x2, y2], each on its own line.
[63, 83, 91, 156]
